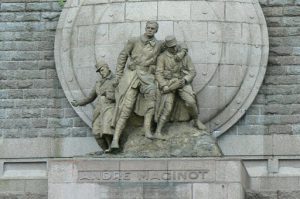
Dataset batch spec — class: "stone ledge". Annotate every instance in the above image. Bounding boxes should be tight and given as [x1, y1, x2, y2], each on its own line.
[0, 137, 99, 158]
[48, 158, 249, 199]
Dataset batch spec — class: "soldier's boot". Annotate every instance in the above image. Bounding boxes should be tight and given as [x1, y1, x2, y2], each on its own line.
[194, 119, 207, 130]
[153, 119, 166, 140]
[104, 136, 112, 153]
[144, 111, 154, 139]
[111, 119, 126, 149]
[194, 119, 209, 133]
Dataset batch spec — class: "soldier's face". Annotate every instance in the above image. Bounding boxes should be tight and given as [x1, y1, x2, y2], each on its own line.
[167, 46, 177, 54]
[145, 24, 157, 37]
[99, 66, 110, 78]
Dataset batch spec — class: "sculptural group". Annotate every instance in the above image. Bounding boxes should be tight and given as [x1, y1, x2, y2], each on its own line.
[72, 21, 208, 153]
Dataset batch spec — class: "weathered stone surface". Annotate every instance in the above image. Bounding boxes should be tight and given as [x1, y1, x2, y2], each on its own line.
[56, 0, 268, 138]
[92, 122, 221, 157]
[48, 159, 247, 198]
[246, 191, 277, 199]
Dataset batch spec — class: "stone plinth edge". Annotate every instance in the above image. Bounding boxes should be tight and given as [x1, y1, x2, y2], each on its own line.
[48, 158, 249, 199]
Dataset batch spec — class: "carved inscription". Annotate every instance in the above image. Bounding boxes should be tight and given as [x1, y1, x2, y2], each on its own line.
[78, 170, 210, 183]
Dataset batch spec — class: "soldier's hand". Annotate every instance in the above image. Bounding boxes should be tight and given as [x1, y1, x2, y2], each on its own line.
[71, 100, 80, 107]
[162, 86, 169, 93]
[175, 51, 185, 62]
[179, 78, 185, 87]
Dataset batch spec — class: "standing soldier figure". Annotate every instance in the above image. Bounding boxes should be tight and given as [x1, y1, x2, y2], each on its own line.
[111, 21, 187, 149]
[154, 35, 207, 139]
[71, 61, 115, 153]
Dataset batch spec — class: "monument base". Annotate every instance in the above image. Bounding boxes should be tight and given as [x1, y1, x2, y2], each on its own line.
[48, 158, 248, 199]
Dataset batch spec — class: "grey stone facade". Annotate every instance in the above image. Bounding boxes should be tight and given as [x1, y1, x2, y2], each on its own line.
[1, 0, 299, 146]
[1, 0, 300, 198]
[0, 0, 92, 141]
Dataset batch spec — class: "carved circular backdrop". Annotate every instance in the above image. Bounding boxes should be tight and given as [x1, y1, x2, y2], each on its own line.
[55, 0, 269, 137]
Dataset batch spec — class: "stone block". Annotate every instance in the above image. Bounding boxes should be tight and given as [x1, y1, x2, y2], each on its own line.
[217, 65, 246, 87]
[108, 22, 140, 44]
[26, 3, 52, 11]
[76, 160, 119, 171]
[191, 1, 225, 21]
[208, 22, 223, 42]
[143, 183, 192, 199]
[223, 22, 242, 43]
[218, 135, 273, 156]
[78, 26, 95, 47]
[76, 5, 93, 26]
[187, 41, 208, 63]
[269, 0, 294, 6]
[72, 47, 95, 68]
[1, 3, 25, 11]
[94, 3, 125, 24]
[158, 1, 190, 20]
[125, 2, 157, 21]
[0, 179, 26, 192]
[95, 24, 109, 45]
[174, 21, 207, 42]
[192, 183, 209, 199]
[49, 183, 106, 199]
[259, 176, 300, 190]
[228, 183, 245, 199]
[197, 85, 227, 109]
[221, 43, 249, 65]
[0, 13, 16, 22]
[273, 135, 300, 155]
[237, 125, 269, 135]
[263, 7, 283, 17]
[216, 161, 247, 184]
[48, 160, 75, 183]
[269, 124, 292, 134]
[209, 183, 229, 199]
[25, 179, 48, 194]
[120, 160, 167, 171]
[15, 12, 41, 21]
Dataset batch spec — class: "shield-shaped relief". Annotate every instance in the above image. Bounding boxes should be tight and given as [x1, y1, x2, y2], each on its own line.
[55, 0, 269, 137]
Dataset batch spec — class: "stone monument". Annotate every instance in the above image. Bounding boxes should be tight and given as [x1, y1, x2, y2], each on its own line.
[53, 0, 269, 198]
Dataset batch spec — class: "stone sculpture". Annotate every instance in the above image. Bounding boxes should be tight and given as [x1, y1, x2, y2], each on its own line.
[71, 61, 115, 153]
[154, 35, 207, 140]
[110, 21, 187, 149]
[70, 21, 221, 157]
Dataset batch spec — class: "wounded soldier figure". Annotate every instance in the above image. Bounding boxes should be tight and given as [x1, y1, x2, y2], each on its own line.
[154, 35, 207, 140]
[111, 21, 188, 149]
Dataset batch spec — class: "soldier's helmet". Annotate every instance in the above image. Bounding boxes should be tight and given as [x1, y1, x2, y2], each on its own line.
[95, 60, 108, 72]
[165, 35, 177, 48]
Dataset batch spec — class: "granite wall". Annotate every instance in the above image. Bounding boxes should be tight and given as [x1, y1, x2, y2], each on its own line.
[0, 0, 90, 138]
[0, 0, 300, 197]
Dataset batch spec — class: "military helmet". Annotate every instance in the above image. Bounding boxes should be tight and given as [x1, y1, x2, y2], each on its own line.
[165, 35, 177, 48]
[95, 60, 108, 72]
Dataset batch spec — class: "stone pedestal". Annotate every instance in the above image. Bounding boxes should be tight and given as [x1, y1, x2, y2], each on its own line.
[48, 158, 249, 199]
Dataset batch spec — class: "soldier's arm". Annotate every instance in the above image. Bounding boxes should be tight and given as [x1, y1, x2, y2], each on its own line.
[175, 43, 188, 62]
[183, 55, 196, 84]
[155, 55, 168, 88]
[116, 38, 135, 81]
[72, 86, 97, 106]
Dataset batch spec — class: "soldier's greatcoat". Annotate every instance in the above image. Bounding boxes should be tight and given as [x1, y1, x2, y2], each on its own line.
[112, 35, 163, 126]
[78, 73, 115, 137]
[155, 50, 198, 122]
